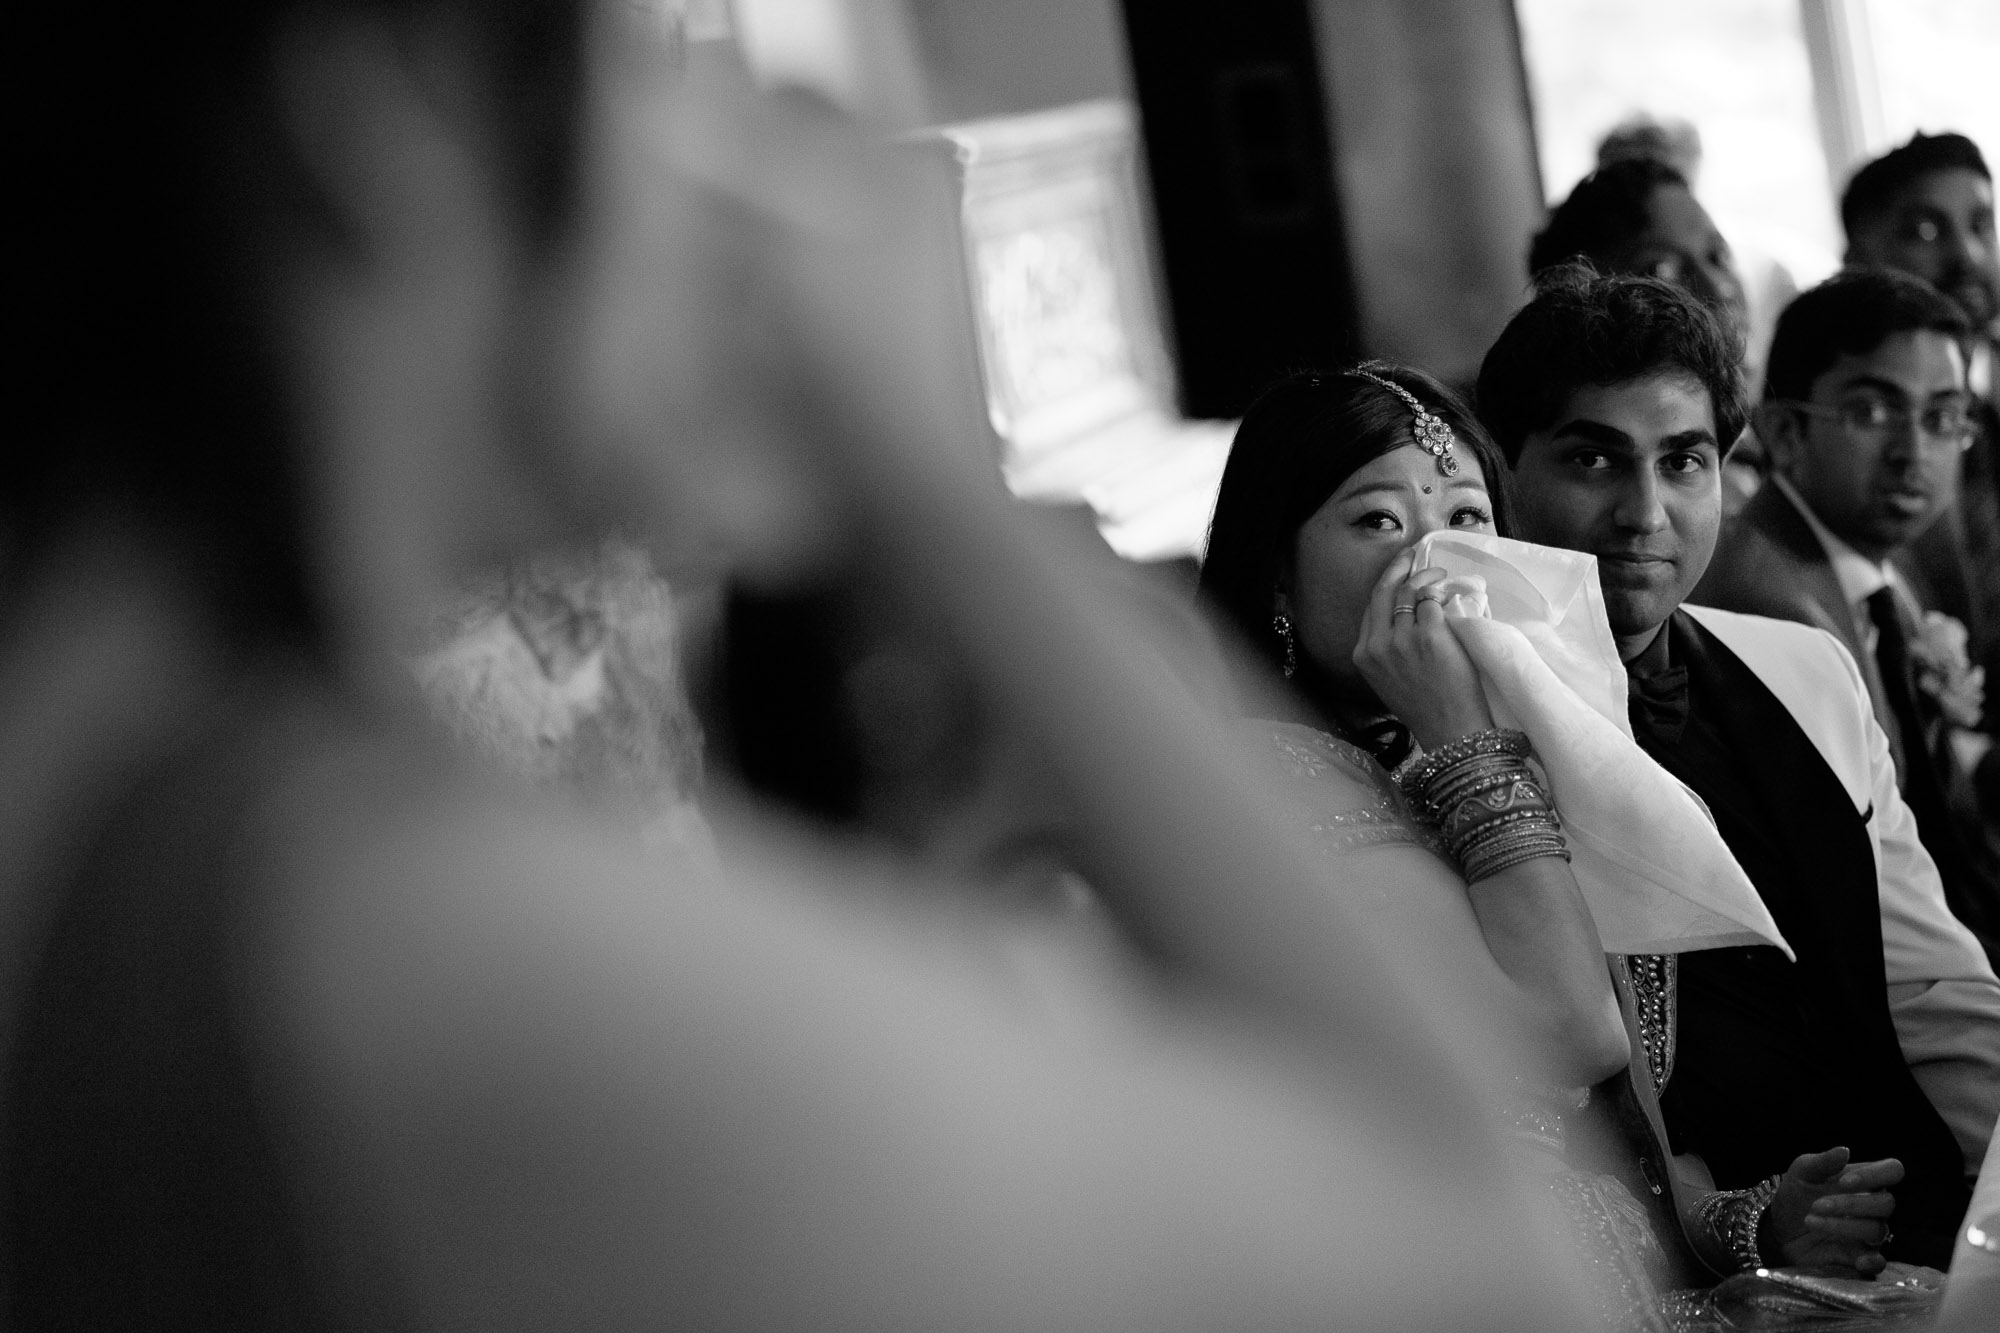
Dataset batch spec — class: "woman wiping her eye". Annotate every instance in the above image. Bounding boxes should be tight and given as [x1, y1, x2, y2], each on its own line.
[1202, 364, 1628, 1090]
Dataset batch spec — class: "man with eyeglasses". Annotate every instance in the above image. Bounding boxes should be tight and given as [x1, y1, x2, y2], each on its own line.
[1843, 133, 2000, 825]
[1695, 267, 2000, 968]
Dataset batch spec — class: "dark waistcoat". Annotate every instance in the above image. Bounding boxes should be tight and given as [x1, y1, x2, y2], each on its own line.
[1630, 612, 1968, 1269]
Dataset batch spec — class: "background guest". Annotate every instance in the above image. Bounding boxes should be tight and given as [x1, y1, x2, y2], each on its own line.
[1695, 268, 2000, 964]
[1594, 113, 1802, 393]
[1532, 160, 1750, 350]
[1846, 134, 2000, 347]
[1529, 162, 1763, 516]
[1843, 132, 2000, 813]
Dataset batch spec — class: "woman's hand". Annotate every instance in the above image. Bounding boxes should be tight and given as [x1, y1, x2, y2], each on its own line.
[1351, 549, 1494, 750]
[1761, 1147, 1901, 1274]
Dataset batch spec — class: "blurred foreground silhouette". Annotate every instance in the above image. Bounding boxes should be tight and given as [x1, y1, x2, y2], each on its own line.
[0, 2, 1610, 1327]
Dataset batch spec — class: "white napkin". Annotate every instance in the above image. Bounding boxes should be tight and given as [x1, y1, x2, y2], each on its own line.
[1412, 530, 1790, 959]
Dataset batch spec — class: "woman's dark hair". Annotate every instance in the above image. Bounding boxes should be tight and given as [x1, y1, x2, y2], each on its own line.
[1476, 265, 1748, 465]
[1528, 158, 1690, 278]
[13, 0, 584, 648]
[1199, 362, 1513, 677]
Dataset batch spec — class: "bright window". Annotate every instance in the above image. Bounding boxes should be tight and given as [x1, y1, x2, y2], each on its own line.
[1863, 0, 2000, 171]
[1516, 0, 2000, 288]
[1514, 0, 1839, 284]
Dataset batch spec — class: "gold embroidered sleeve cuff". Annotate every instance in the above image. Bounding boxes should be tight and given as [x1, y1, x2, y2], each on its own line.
[1693, 1174, 1781, 1272]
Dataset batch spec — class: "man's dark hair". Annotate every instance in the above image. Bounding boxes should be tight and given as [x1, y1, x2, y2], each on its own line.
[1528, 158, 1690, 277]
[1764, 267, 1971, 404]
[1841, 132, 1991, 238]
[1595, 115, 1701, 179]
[1476, 264, 1748, 464]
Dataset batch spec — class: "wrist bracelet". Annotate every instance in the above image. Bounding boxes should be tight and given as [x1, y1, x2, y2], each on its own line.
[1694, 1174, 1782, 1271]
[1462, 830, 1570, 883]
[1396, 728, 1532, 798]
[1438, 779, 1553, 847]
[1395, 734, 1571, 884]
[1430, 763, 1544, 822]
[1399, 749, 1535, 829]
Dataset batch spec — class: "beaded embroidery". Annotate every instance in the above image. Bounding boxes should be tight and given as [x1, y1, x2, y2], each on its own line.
[1545, 1172, 1678, 1333]
[1263, 726, 1447, 857]
[1493, 1080, 1591, 1154]
[1627, 953, 1678, 1094]
[1693, 1174, 1781, 1272]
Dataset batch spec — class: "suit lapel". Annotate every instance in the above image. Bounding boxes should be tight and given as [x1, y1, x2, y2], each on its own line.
[1740, 486, 1906, 778]
[1741, 486, 1867, 650]
[1667, 612, 1886, 966]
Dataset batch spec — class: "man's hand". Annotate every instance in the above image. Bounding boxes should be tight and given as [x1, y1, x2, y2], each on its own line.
[1762, 1146, 1902, 1274]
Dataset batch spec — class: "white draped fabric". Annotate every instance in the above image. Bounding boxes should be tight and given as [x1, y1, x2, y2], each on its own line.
[1413, 530, 1789, 959]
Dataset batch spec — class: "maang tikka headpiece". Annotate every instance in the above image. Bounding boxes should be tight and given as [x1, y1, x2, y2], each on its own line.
[1349, 369, 1459, 477]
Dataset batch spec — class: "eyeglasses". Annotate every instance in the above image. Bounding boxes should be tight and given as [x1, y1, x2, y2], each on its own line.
[1779, 397, 1977, 451]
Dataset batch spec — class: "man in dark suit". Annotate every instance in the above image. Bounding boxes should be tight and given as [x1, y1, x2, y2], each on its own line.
[1842, 132, 2000, 815]
[1693, 268, 2000, 966]
[1481, 265, 2000, 1269]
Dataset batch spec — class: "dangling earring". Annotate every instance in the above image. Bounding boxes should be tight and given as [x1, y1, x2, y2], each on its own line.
[1272, 612, 1298, 679]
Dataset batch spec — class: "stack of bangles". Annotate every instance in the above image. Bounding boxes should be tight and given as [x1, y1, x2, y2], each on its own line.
[1395, 729, 1569, 883]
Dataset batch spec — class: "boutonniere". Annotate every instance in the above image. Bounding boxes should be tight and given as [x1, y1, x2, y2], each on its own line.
[1910, 611, 1986, 729]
